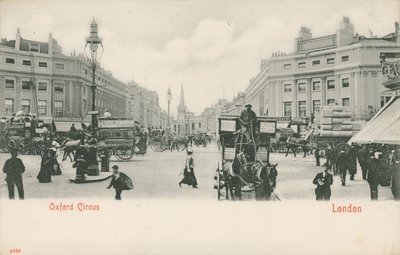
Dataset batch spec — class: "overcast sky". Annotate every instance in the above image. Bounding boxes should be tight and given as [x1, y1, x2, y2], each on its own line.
[0, 0, 399, 115]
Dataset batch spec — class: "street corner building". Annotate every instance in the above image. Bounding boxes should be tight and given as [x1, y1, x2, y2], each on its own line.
[0, 29, 169, 129]
[244, 17, 400, 121]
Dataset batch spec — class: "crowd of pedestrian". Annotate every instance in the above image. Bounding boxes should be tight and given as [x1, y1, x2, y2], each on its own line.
[314, 142, 400, 201]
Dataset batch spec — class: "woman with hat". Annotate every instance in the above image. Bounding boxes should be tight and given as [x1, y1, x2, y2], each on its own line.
[179, 149, 198, 188]
[107, 165, 134, 200]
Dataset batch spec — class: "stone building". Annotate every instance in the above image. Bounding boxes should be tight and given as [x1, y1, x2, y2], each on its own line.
[0, 29, 127, 120]
[245, 17, 400, 120]
[126, 80, 169, 129]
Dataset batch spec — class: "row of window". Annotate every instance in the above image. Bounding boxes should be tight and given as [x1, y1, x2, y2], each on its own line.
[283, 55, 349, 70]
[95, 98, 124, 112]
[4, 99, 64, 117]
[283, 78, 349, 93]
[283, 98, 350, 117]
[4, 79, 64, 92]
[4, 58, 65, 69]
[82, 68, 116, 88]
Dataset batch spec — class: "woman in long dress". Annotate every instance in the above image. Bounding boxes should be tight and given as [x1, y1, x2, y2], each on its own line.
[179, 149, 198, 188]
[37, 150, 52, 183]
[49, 147, 62, 175]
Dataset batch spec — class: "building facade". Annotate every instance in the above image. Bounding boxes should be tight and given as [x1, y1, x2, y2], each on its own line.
[245, 17, 400, 120]
[126, 80, 170, 129]
[0, 29, 127, 121]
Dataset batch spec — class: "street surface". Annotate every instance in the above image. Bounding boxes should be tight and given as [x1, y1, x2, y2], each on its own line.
[0, 143, 394, 200]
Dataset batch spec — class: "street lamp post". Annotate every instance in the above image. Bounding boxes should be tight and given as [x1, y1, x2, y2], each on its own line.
[167, 88, 172, 128]
[84, 19, 103, 176]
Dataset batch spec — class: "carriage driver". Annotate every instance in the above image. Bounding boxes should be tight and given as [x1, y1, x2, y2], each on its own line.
[239, 104, 257, 143]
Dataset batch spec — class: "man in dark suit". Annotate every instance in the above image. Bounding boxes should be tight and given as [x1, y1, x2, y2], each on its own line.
[313, 164, 333, 201]
[357, 145, 370, 180]
[3, 148, 25, 199]
[336, 149, 348, 186]
[347, 144, 358, 181]
[367, 152, 380, 200]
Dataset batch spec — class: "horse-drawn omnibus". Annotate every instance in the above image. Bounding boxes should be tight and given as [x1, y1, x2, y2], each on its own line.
[97, 117, 145, 161]
[214, 114, 279, 201]
[0, 116, 48, 155]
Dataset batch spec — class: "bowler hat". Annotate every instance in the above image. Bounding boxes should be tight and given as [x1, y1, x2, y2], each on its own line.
[112, 165, 119, 170]
[245, 104, 252, 108]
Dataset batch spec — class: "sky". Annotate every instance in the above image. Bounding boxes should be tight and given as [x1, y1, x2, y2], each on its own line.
[0, 0, 399, 115]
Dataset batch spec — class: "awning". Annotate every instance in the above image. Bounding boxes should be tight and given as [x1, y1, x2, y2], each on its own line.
[350, 95, 400, 145]
[54, 121, 85, 133]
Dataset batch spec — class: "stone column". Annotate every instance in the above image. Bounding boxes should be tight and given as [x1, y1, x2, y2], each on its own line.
[321, 77, 326, 106]
[306, 78, 312, 117]
[292, 79, 298, 117]
[15, 77, 22, 111]
[351, 72, 356, 119]
[335, 74, 341, 105]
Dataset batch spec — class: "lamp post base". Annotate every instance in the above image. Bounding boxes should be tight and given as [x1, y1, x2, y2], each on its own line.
[86, 144, 99, 176]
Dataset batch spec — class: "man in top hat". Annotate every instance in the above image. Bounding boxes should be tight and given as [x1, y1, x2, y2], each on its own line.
[313, 163, 333, 201]
[239, 104, 257, 143]
[3, 148, 25, 199]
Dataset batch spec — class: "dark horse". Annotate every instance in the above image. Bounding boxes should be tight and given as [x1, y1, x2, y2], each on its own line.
[285, 136, 309, 158]
[254, 163, 278, 200]
[221, 152, 278, 201]
[170, 135, 193, 151]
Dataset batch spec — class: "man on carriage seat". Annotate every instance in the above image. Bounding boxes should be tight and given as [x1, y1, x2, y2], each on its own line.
[239, 104, 257, 143]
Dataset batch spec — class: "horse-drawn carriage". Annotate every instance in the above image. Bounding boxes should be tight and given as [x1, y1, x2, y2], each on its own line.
[193, 132, 208, 147]
[148, 129, 169, 152]
[97, 118, 145, 161]
[270, 117, 314, 156]
[214, 115, 279, 201]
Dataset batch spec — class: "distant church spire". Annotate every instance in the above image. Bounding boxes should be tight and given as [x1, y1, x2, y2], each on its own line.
[179, 84, 185, 106]
[178, 84, 187, 114]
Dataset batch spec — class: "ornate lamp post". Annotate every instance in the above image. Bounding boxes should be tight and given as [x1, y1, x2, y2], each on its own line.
[84, 19, 103, 176]
[167, 88, 172, 128]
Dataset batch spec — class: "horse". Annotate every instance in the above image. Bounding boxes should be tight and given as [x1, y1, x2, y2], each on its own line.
[60, 139, 81, 161]
[170, 135, 193, 151]
[285, 136, 309, 157]
[220, 159, 243, 200]
[221, 152, 278, 201]
[254, 163, 278, 200]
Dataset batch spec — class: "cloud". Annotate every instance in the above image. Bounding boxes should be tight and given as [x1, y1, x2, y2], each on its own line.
[1, 0, 399, 115]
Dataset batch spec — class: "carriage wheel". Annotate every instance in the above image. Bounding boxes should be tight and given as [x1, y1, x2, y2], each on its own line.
[17, 144, 26, 154]
[149, 142, 157, 152]
[115, 146, 134, 161]
[158, 141, 168, 152]
[7, 140, 16, 150]
[153, 141, 162, 152]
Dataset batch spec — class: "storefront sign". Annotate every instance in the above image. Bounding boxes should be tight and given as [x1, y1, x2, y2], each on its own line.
[98, 119, 136, 128]
[260, 121, 276, 134]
